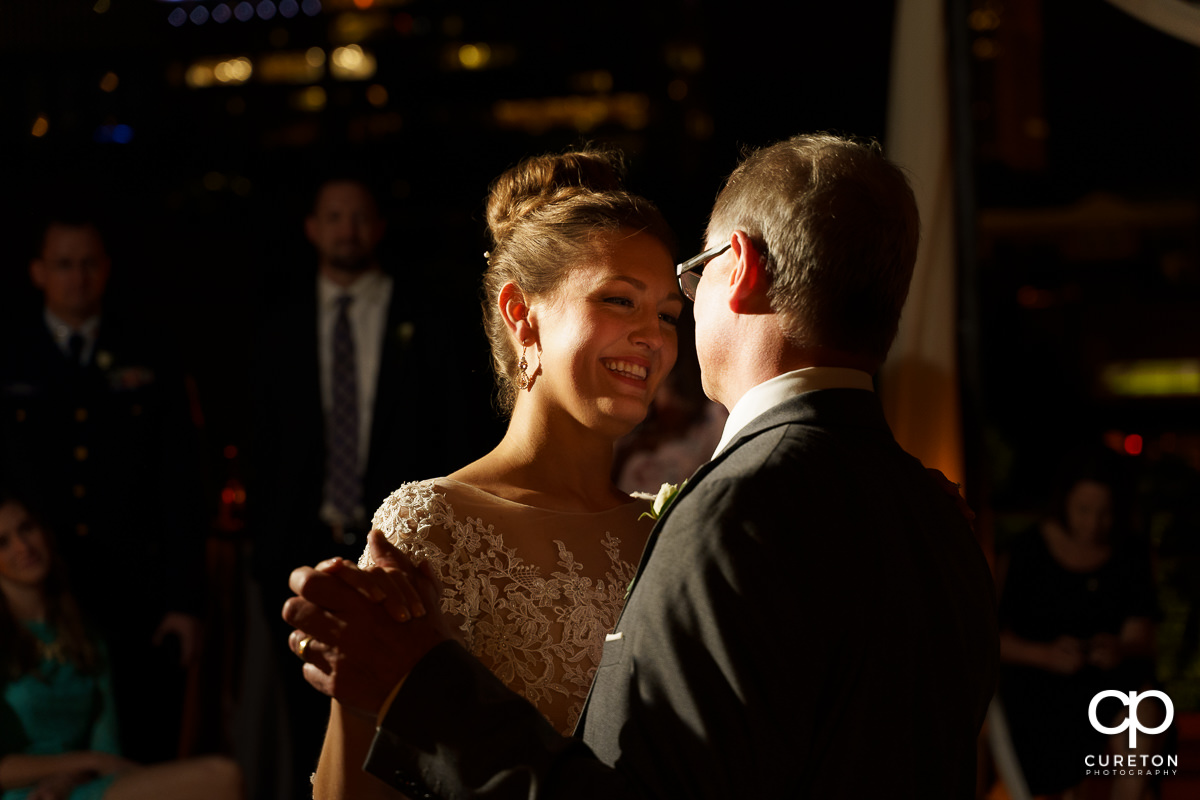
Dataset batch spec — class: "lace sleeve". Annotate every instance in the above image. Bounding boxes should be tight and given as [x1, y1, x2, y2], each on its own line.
[357, 478, 647, 735]
[360, 480, 452, 572]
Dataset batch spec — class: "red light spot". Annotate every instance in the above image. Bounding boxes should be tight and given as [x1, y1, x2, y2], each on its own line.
[1124, 434, 1143, 456]
[1016, 285, 1055, 309]
[224, 444, 238, 460]
[221, 487, 236, 504]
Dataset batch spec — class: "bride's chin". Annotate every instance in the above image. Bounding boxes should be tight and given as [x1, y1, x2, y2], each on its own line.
[592, 404, 650, 437]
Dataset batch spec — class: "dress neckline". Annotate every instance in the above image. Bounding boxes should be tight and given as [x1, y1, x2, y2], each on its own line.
[435, 478, 647, 516]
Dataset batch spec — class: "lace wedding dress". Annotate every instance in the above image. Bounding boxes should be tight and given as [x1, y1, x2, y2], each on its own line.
[363, 478, 653, 734]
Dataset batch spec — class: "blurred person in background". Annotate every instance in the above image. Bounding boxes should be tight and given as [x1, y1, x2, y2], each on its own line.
[998, 446, 1163, 799]
[0, 492, 242, 800]
[249, 174, 480, 794]
[0, 215, 207, 765]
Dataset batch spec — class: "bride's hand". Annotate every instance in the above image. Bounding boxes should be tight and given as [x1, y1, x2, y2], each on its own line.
[314, 543, 425, 625]
[282, 532, 452, 718]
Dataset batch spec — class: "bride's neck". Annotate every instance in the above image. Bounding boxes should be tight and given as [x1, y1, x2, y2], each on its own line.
[451, 404, 627, 512]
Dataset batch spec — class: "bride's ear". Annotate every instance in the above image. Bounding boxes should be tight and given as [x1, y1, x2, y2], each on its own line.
[499, 281, 535, 346]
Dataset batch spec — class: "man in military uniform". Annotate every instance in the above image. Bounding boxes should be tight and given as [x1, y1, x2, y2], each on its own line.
[0, 216, 207, 763]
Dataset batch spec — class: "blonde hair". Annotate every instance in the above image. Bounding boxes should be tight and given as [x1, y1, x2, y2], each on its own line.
[482, 149, 675, 414]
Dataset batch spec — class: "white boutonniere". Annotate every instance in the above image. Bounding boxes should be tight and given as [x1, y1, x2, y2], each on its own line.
[639, 480, 686, 522]
[627, 481, 688, 600]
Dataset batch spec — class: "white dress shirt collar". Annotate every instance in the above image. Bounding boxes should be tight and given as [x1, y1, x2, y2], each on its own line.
[317, 267, 390, 309]
[712, 366, 875, 458]
[44, 309, 101, 361]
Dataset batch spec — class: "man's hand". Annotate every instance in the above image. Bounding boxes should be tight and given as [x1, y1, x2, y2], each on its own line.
[282, 530, 453, 718]
[152, 612, 203, 667]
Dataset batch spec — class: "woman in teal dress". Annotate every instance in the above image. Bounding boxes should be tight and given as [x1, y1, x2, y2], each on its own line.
[0, 494, 243, 800]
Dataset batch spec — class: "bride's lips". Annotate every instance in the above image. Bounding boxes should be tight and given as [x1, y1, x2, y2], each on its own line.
[602, 357, 650, 387]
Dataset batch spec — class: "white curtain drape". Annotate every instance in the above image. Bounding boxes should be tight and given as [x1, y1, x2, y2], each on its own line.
[879, 0, 965, 485]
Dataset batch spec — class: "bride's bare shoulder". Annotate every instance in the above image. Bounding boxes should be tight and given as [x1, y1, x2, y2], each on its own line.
[446, 458, 514, 499]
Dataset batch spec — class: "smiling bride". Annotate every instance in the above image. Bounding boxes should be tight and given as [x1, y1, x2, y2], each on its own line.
[310, 149, 682, 799]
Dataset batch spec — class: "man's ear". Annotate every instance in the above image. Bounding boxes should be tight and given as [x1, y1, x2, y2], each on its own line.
[727, 231, 771, 315]
[29, 259, 47, 291]
[498, 282, 535, 346]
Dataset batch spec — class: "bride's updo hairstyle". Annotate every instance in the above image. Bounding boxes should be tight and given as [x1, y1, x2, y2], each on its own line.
[483, 149, 675, 414]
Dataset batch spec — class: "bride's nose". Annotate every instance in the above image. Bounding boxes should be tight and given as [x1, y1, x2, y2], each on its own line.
[629, 310, 664, 350]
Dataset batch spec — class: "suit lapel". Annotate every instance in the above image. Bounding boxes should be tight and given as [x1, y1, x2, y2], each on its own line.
[367, 293, 407, 456]
[575, 449, 731, 733]
[576, 389, 888, 734]
[616, 394, 826, 606]
[618, 455, 721, 603]
[614, 389, 889, 617]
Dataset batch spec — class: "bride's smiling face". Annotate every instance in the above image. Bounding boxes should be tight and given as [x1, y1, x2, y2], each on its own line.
[526, 229, 682, 437]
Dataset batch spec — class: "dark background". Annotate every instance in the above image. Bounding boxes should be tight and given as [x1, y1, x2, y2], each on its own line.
[3, 0, 1200, 707]
[2, 0, 900, 463]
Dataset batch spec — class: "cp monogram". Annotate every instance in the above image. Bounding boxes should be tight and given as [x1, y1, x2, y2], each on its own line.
[1088, 690, 1174, 748]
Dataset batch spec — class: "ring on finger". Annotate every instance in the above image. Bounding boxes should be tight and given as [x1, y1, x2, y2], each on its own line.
[296, 634, 314, 660]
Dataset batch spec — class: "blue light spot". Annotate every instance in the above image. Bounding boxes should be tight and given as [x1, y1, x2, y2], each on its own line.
[190, 5, 209, 24]
[234, 2, 254, 21]
[212, 4, 232, 23]
[301, 0, 321, 17]
[93, 124, 134, 144]
[167, 7, 187, 26]
[256, 0, 276, 20]
[279, 0, 298, 18]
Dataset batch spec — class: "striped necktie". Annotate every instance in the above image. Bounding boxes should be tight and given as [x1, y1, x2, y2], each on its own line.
[327, 294, 361, 521]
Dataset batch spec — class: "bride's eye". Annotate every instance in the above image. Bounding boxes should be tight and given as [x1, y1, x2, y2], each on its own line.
[603, 297, 634, 307]
[658, 312, 679, 326]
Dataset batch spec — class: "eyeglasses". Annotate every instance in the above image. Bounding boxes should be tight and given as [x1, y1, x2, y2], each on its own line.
[675, 242, 731, 301]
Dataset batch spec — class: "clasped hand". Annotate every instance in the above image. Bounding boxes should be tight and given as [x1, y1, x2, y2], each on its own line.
[282, 530, 453, 719]
[1044, 633, 1123, 674]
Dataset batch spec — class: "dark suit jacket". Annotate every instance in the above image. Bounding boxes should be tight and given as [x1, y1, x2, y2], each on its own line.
[249, 278, 489, 615]
[365, 388, 999, 798]
[0, 311, 206, 625]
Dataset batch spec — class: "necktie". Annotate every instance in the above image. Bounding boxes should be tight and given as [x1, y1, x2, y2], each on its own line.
[328, 294, 361, 522]
[67, 333, 85, 367]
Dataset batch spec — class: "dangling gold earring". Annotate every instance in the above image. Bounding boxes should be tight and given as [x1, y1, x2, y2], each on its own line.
[516, 346, 531, 390]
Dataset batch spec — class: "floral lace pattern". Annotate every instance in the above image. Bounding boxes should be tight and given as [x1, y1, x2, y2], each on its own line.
[363, 479, 647, 734]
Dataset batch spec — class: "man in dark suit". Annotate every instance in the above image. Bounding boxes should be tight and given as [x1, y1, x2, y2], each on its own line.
[282, 135, 1000, 797]
[249, 176, 481, 794]
[0, 216, 207, 763]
